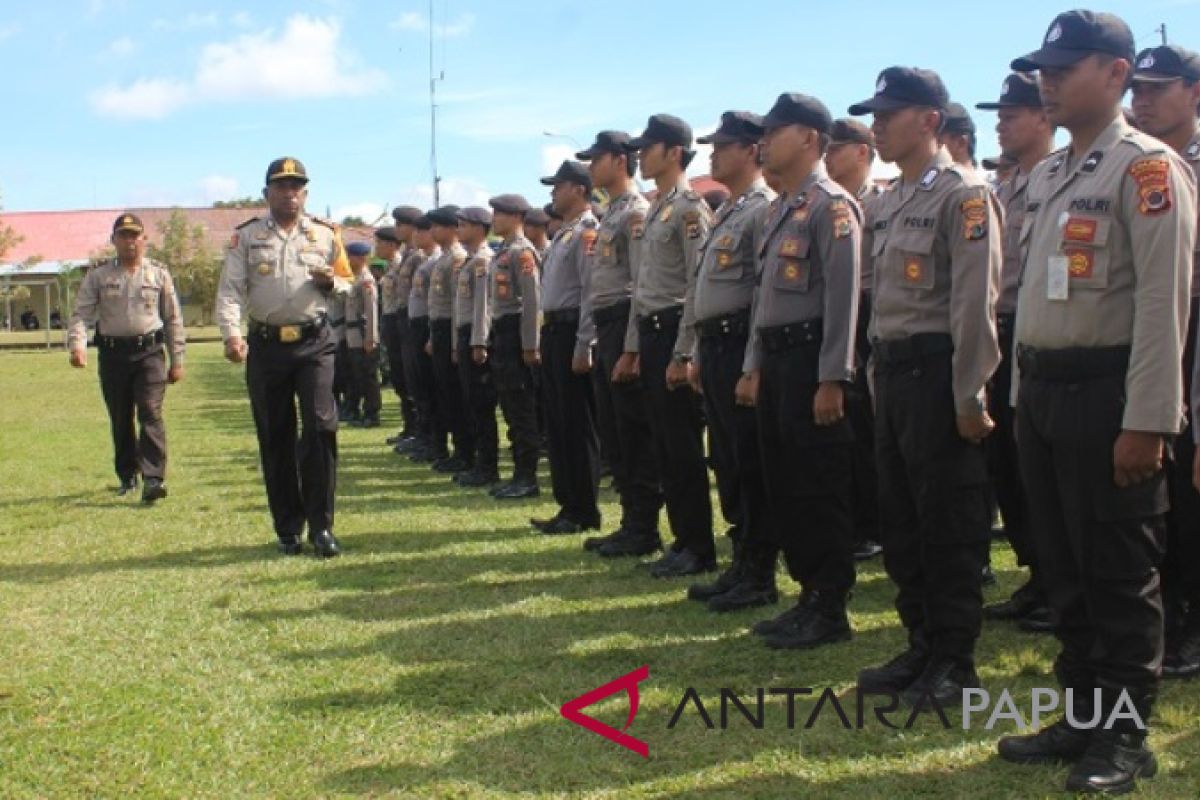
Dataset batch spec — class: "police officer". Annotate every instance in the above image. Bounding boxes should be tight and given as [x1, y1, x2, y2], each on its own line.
[344, 240, 381, 428]
[998, 13, 1196, 793]
[532, 161, 603, 533]
[328, 259, 351, 420]
[425, 206, 476, 475]
[848, 69, 1002, 704]
[940, 102, 979, 170]
[403, 215, 447, 463]
[682, 111, 778, 610]
[386, 208, 426, 449]
[525, 207, 552, 258]
[379, 217, 415, 442]
[975, 72, 1056, 632]
[1131, 43, 1200, 680]
[736, 94, 861, 646]
[454, 206, 501, 488]
[618, 114, 716, 577]
[215, 157, 350, 557]
[577, 130, 666, 556]
[68, 212, 185, 503]
[825, 118, 886, 562]
[485, 194, 543, 499]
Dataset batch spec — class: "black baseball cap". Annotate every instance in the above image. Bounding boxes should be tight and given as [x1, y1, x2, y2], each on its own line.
[540, 160, 593, 191]
[762, 93, 832, 133]
[391, 205, 423, 225]
[1132, 44, 1200, 83]
[457, 206, 493, 227]
[374, 227, 401, 243]
[626, 114, 693, 151]
[849, 67, 950, 115]
[697, 111, 766, 145]
[942, 102, 976, 135]
[1012, 10, 1135, 72]
[543, 203, 562, 222]
[981, 154, 1016, 171]
[576, 130, 631, 160]
[489, 194, 532, 216]
[265, 156, 308, 184]
[829, 118, 875, 147]
[976, 72, 1044, 110]
[112, 212, 144, 234]
[427, 205, 461, 227]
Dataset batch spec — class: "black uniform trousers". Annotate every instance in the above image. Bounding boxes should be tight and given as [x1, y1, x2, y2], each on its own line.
[594, 302, 663, 534]
[348, 345, 381, 418]
[384, 310, 416, 431]
[430, 318, 474, 462]
[405, 315, 442, 448]
[1164, 297, 1200, 628]
[1017, 345, 1167, 695]
[540, 313, 601, 526]
[98, 339, 169, 482]
[333, 332, 350, 408]
[757, 323, 854, 594]
[490, 314, 539, 481]
[698, 313, 777, 570]
[848, 291, 880, 545]
[246, 322, 338, 539]
[873, 335, 990, 665]
[637, 307, 714, 558]
[457, 324, 499, 473]
[986, 314, 1038, 579]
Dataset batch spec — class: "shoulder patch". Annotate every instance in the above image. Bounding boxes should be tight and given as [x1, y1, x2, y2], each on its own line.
[919, 167, 940, 188]
[629, 212, 646, 240]
[683, 189, 701, 202]
[235, 217, 259, 230]
[1128, 157, 1172, 215]
[581, 228, 598, 256]
[1185, 140, 1199, 160]
[960, 195, 988, 240]
[228, 233, 240, 249]
[519, 249, 537, 275]
[829, 199, 853, 239]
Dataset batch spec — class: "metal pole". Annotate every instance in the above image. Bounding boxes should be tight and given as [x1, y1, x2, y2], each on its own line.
[429, 0, 441, 207]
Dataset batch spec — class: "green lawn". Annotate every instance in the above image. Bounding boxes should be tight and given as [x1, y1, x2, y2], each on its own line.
[2, 343, 1197, 799]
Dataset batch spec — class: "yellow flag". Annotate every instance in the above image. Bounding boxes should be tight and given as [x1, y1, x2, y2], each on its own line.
[330, 229, 352, 278]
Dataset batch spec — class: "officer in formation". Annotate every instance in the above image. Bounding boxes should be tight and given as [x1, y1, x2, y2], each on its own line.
[454, 206, 500, 488]
[377, 216, 416, 442]
[343, 241, 381, 428]
[215, 157, 349, 558]
[68, 212, 185, 504]
[398, 215, 445, 463]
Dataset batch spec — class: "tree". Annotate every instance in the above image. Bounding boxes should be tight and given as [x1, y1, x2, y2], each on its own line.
[212, 196, 267, 209]
[148, 209, 221, 325]
[341, 215, 366, 227]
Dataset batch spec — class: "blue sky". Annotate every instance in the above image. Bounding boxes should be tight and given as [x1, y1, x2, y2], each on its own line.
[2, 0, 1199, 222]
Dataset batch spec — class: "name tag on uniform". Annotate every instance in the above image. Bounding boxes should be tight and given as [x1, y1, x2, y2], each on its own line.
[1047, 255, 1070, 301]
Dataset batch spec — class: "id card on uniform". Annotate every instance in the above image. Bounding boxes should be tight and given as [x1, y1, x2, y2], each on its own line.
[1047, 255, 1069, 301]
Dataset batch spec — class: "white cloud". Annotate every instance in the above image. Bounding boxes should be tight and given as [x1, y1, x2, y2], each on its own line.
[541, 144, 574, 177]
[391, 177, 491, 210]
[102, 36, 135, 58]
[332, 202, 387, 224]
[198, 175, 239, 204]
[230, 11, 253, 28]
[0, 22, 21, 41]
[389, 11, 475, 38]
[89, 14, 387, 120]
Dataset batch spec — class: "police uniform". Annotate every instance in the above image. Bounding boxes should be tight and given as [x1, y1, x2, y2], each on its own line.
[405, 235, 447, 462]
[624, 114, 716, 576]
[426, 206, 475, 473]
[996, 14, 1198, 791]
[68, 213, 185, 502]
[453, 207, 500, 486]
[379, 220, 416, 437]
[214, 157, 350, 555]
[327, 280, 350, 414]
[681, 111, 779, 609]
[576, 131, 665, 555]
[849, 70, 1002, 703]
[536, 162, 602, 531]
[345, 243, 381, 426]
[485, 194, 542, 496]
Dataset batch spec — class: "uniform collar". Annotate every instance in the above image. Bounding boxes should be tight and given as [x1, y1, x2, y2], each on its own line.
[715, 177, 767, 219]
[1056, 115, 1128, 180]
[788, 162, 829, 206]
[1185, 122, 1200, 160]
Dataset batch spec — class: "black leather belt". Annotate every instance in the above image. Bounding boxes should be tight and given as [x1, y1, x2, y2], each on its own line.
[249, 315, 327, 344]
[593, 300, 631, 326]
[456, 323, 472, 336]
[1016, 344, 1130, 381]
[543, 307, 581, 328]
[430, 318, 451, 330]
[329, 318, 345, 328]
[98, 330, 164, 351]
[346, 320, 365, 330]
[872, 333, 953, 365]
[697, 309, 750, 340]
[637, 304, 683, 334]
[759, 319, 822, 354]
[493, 313, 521, 333]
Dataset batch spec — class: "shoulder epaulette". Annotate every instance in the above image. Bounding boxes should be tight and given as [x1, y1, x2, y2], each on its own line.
[235, 217, 260, 230]
[309, 216, 339, 230]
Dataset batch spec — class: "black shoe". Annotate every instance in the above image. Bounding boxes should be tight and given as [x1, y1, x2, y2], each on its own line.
[981, 564, 996, 587]
[762, 591, 850, 648]
[858, 647, 930, 694]
[585, 527, 631, 552]
[1064, 732, 1157, 794]
[708, 581, 780, 613]
[1163, 624, 1200, 679]
[432, 455, 471, 474]
[385, 432, 405, 445]
[359, 416, 380, 429]
[494, 478, 539, 499]
[116, 476, 138, 497]
[899, 658, 980, 707]
[687, 564, 744, 602]
[141, 478, 167, 504]
[853, 540, 883, 561]
[277, 536, 304, 556]
[394, 436, 423, 454]
[456, 469, 500, 488]
[531, 516, 586, 535]
[649, 549, 716, 578]
[984, 583, 1045, 620]
[751, 596, 813, 637]
[597, 531, 662, 558]
[410, 448, 444, 464]
[308, 529, 342, 558]
[998, 718, 1093, 765]
[1017, 605, 1054, 633]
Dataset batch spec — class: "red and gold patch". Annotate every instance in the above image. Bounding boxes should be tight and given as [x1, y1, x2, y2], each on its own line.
[717, 252, 732, 269]
[782, 261, 802, 282]
[684, 210, 702, 240]
[792, 206, 810, 224]
[831, 200, 852, 240]
[779, 238, 802, 258]
[903, 255, 924, 284]
[519, 250, 537, 275]
[228, 233, 240, 249]
[630, 213, 646, 240]
[1129, 158, 1172, 215]
[1064, 248, 1094, 279]
[581, 228, 598, 257]
[1063, 217, 1098, 244]
[961, 196, 988, 241]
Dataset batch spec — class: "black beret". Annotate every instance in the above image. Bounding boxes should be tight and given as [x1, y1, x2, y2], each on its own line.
[414, 215, 433, 231]
[1012, 10, 1135, 72]
[346, 241, 372, 257]
[849, 67, 949, 115]
[488, 194, 532, 216]
[374, 227, 401, 243]
[426, 205, 461, 227]
[391, 205, 423, 225]
[525, 208, 551, 227]
[457, 206, 493, 227]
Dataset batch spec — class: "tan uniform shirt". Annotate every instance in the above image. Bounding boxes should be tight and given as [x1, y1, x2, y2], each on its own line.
[869, 147, 1002, 415]
[427, 243, 466, 322]
[542, 209, 599, 360]
[488, 235, 541, 350]
[407, 248, 440, 318]
[995, 167, 1033, 316]
[1184, 125, 1200, 297]
[1017, 116, 1196, 434]
[68, 258, 186, 366]
[856, 181, 886, 293]
[389, 247, 422, 313]
[626, 180, 711, 355]
[581, 189, 648, 342]
[746, 166, 861, 380]
[380, 255, 404, 314]
[344, 269, 378, 350]
[689, 178, 773, 325]
[454, 243, 492, 348]
[215, 214, 348, 339]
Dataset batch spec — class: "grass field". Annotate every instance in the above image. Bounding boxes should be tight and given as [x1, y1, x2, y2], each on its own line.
[2, 343, 1198, 799]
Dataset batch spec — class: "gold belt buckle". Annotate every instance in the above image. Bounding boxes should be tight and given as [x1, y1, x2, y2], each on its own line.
[279, 325, 302, 343]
